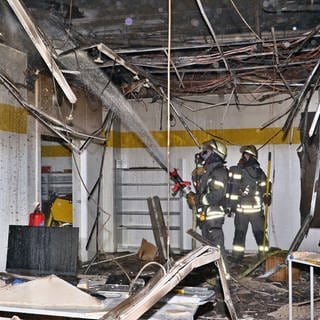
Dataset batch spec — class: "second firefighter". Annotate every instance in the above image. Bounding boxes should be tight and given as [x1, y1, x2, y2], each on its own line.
[229, 145, 271, 261]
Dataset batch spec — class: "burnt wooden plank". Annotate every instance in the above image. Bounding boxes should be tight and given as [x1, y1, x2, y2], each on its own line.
[147, 197, 166, 263]
[153, 196, 172, 255]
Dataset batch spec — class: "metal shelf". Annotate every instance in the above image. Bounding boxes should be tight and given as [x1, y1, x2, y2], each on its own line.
[117, 211, 180, 216]
[41, 172, 72, 201]
[117, 225, 180, 231]
[117, 167, 164, 171]
[114, 163, 183, 251]
[118, 197, 179, 201]
[117, 183, 171, 186]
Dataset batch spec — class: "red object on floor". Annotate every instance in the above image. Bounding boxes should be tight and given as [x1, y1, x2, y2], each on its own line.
[29, 211, 45, 226]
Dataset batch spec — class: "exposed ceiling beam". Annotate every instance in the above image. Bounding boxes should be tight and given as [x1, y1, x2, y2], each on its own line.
[6, 0, 77, 104]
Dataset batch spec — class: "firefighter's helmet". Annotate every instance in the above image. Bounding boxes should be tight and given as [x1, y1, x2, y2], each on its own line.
[240, 145, 258, 158]
[202, 139, 227, 161]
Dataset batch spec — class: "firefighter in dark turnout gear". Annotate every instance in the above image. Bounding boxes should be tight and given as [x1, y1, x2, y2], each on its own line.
[187, 139, 229, 265]
[230, 145, 271, 261]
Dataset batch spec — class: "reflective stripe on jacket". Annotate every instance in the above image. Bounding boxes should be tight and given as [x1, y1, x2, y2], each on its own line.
[194, 161, 228, 221]
[232, 159, 267, 214]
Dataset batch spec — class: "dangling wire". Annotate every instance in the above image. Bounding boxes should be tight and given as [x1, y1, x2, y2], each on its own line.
[228, 0, 263, 42]
[68, 0, 73, 31]
[166, 0, 172, 271]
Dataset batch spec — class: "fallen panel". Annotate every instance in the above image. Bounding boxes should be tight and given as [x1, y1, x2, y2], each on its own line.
[0, 305, 107, 319]
[101, 245, 221, 320]
[142, 295, 202, 320]
[0, 275, 105, 310]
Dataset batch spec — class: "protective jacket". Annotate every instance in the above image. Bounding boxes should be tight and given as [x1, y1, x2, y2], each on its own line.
[231, 157, 269, 259]
[231, 158, 267, 214]
[192, 160, 228, 222]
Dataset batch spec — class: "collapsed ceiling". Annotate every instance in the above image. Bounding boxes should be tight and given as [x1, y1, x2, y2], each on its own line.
[0, 0, 320, 156]
[1, 0, 320, 98]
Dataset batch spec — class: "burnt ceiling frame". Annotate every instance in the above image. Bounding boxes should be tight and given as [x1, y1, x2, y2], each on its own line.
[2, 0, 320, 146]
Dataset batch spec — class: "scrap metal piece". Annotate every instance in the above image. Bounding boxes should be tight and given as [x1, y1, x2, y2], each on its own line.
[283, 58, 320, 134]
[186, 229, 238, 320]
[216, 258, 238, 320]
[309, 102, 320, 137]
[186, 228, 212, 246]
[96, 43, 140, 79]
[6, 0, 77, 104]
[100, 246, 221, 320]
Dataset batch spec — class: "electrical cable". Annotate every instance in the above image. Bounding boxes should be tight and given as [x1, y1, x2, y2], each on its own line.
[159, 99, 164, 130]
[258, 129, 283, 151]
[0, 70, 81, 151]
[71, 151, 111, 222]
[165, 0, 172, 271]
[68, 0, 73, 31]
[196, 0, 240, 108]
[220, 86, 235, 129]
[170, 100, 234, 145]
[175, 94, 293, 110]
[269, 145, 279, 248]
[128, 261, 166, 295]
[228, 0, 263, 42]
[85, 140, 108, 253]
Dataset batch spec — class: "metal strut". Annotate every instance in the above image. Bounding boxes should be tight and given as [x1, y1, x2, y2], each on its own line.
[259, 138, 320, 279]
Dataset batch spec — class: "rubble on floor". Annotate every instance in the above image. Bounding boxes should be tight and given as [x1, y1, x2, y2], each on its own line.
[81, 250, 320, 320]
[0, 249, 319, 319]
[195, 252, 320, 319]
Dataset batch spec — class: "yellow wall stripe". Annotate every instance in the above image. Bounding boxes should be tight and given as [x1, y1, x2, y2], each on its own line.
[41, 127, 300, 157]
[41, 145, 71, 157]
[0, 103, 27, 134]
[108, 127, 300, 148]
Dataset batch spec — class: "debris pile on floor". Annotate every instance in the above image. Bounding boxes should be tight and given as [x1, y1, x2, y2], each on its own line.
[0, 247, 319, 319]
[192, 252, 320, 320]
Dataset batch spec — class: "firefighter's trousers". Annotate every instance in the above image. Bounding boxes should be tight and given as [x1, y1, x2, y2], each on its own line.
[232, 210, 268, 259]
[201, 217, 228, 263]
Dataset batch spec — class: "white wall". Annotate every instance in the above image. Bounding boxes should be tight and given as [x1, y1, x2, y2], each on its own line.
[41, 141, 72, 172]
[72, 141, 107, 261]
[0, 44, 36, 270]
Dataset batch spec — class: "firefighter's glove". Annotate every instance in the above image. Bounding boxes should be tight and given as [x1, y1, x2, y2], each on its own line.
[263, 193, 272, 206]
[192, 167, 205, 179]
[186, 192, 198, 209]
